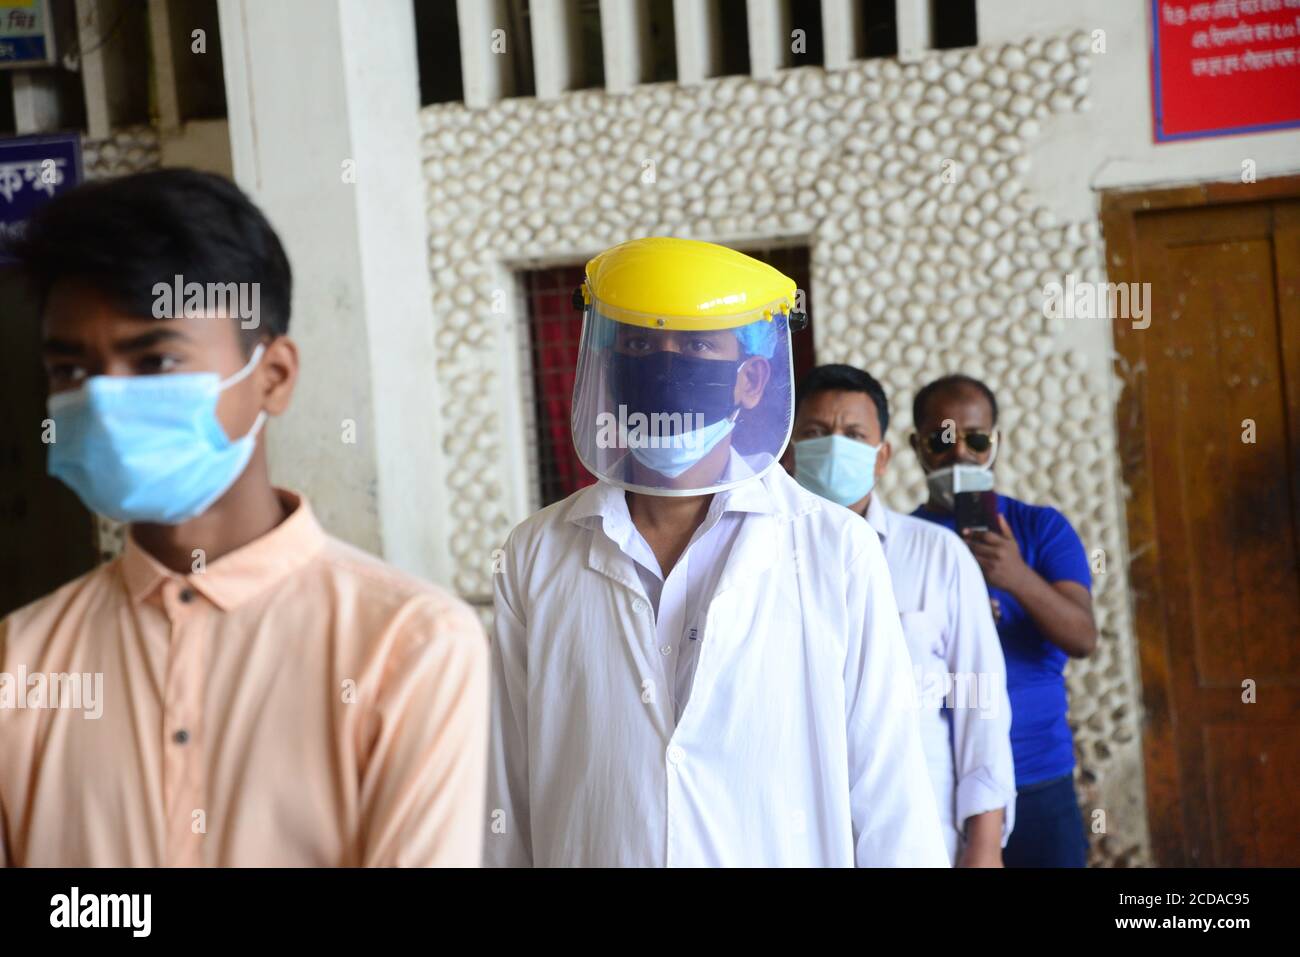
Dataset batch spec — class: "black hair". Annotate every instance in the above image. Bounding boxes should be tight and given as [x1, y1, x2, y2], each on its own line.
[4, 168, 292, 352]
[912, 374, 999, 428]
[795, 363, 890, 434]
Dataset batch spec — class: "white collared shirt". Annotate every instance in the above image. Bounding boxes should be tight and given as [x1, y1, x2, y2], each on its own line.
[866, 494, 1017, 862]
[622, 507, 742, 722]
[486, 462, 949, 867]
[621, 451, 755, 721]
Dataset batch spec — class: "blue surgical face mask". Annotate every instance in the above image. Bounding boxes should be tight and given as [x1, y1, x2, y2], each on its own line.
[794, 434, 881, 507]
[47, 344, 268, 525]
[625, 410, 737, 479]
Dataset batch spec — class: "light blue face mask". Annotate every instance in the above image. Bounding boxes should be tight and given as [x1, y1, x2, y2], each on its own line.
[625, 410, 737, 479]
[794, 434, 881, 507]
[46, 344, 268, 525]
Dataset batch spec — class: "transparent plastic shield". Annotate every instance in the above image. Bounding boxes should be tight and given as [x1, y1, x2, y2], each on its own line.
[571, 303, 795, 497]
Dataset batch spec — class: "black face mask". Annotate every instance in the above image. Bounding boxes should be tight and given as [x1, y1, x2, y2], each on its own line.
[609, 351, 741, 426]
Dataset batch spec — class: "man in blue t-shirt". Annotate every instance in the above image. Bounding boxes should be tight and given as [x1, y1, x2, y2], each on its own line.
[909, 374, 1098, 867]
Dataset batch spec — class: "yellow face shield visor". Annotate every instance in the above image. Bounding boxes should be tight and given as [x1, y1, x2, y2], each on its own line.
[570, 237, 803, 497]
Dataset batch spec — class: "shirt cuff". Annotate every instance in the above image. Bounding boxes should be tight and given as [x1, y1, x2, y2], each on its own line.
[956, 767, 1018, 847]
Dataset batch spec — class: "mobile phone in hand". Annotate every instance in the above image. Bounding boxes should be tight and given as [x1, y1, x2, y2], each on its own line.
[955, 490, 999, 534]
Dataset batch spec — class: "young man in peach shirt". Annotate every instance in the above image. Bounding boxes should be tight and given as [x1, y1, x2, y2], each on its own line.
[0, 169, 488, 867]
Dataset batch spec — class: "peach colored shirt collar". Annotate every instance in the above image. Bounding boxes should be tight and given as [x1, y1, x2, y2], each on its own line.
[120, 491, 327, 610]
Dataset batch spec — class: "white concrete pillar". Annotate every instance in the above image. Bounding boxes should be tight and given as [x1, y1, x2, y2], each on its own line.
[601, 0, 652, 93]
[75, 0, 111, 138]
[75, 0, 144, 138]
[217, 0, 452, 584]
[147, 0, 182, 131]
[673, 0, 722, 84]
[531, 0, 584, 99]
[456, 0, 514, 108]
[11, 71, 62, 133]
[821, 0, 862, 70]
[747, 0, 791, 79]
[896, 0, 932, 63]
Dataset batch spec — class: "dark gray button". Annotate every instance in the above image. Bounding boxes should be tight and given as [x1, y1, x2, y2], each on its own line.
[179, 588, 195, 603]
[173, 729, 190, 745]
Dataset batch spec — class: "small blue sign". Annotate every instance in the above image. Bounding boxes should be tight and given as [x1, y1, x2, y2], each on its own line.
[0, 0, 53, 67]
[0, 35, 46, 63]
[0, 132, 82, 260]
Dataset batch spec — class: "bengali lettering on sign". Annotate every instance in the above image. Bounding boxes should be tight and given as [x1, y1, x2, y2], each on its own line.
[0, 0, 54, 68]
[1151, 0, 1300, 140]
[0, 133, 82, 261]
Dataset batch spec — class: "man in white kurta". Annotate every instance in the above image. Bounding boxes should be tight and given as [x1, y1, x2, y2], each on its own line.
[486, 455, 949, 867]
[487, 237, 948, 867]
[865, 494, 1017, 862]
[788, 363, 1016, 865]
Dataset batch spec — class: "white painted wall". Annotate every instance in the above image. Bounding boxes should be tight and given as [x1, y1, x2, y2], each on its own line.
[219, 0, 453, 585]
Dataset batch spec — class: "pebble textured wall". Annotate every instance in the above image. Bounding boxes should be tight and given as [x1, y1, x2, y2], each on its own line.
[83, 125, 161, 180]
[421, 29, 1150, 866]
[85, 125, 161, 564]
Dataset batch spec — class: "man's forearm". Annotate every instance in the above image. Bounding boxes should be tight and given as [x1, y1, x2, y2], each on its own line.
[1006, 570, 1096, 656]
[958, 810, 1004, 867]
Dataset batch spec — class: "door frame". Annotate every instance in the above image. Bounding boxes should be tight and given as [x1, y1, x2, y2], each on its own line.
[1099, 174, 1300, 865]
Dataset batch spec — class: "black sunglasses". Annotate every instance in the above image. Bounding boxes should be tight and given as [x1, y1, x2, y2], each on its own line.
[923, 429, 994, 455]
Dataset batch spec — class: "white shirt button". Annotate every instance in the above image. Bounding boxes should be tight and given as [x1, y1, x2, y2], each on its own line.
[659, 644, 672, 656]
[632, 598, 648, 614]
[667, 745, 685, 765]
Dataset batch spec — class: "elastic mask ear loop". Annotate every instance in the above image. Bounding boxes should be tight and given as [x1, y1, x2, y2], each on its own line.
[244, 410, 269, 441]
[728, 354, 752, 427]
[917, 434, 940, 476]
[981, 430, 1000, 471]
[217, 343, 266, 392]
[217, 342, 269, 441]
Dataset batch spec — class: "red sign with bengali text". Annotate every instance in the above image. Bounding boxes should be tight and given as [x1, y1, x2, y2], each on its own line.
[1151, 0, 1300, 140]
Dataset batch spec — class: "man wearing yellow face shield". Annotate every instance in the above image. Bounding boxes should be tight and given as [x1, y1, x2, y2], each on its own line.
[574, 237, 790, 494]
[486, 237, 947, 867]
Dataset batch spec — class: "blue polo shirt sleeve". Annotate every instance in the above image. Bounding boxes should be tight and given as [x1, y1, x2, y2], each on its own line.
[1030, 506, 1092, 593]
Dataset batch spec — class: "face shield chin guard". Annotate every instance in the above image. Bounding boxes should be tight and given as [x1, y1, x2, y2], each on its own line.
[569, 290, 805, 498]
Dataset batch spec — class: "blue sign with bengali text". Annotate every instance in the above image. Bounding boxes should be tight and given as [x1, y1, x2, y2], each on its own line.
[0, 132, 82, 261]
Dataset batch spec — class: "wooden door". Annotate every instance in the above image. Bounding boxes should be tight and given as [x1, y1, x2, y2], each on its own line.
[1103, 178, 1300, 866]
